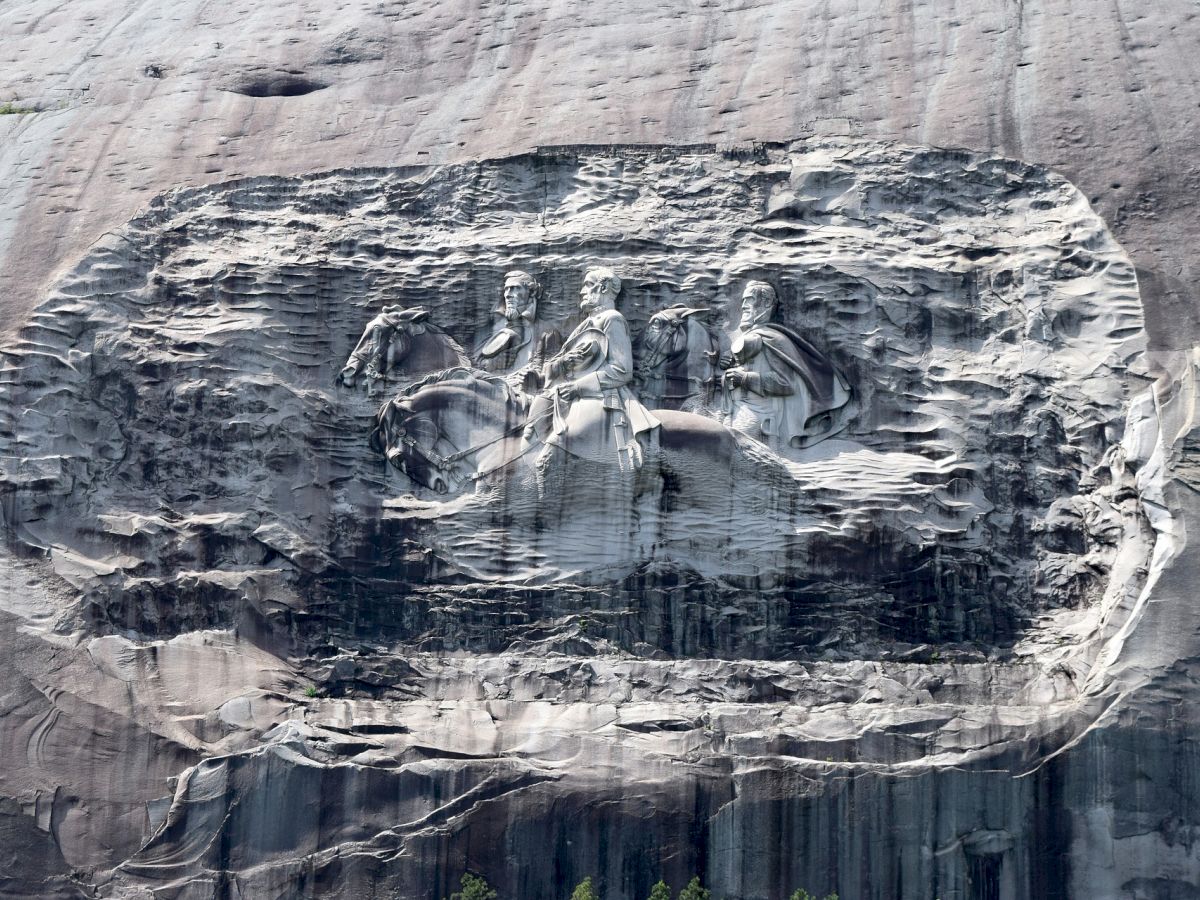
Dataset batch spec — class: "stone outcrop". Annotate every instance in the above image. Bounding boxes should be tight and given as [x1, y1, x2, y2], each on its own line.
[2, 1, 1198, 357]
[0, 142, 1146, 649]
[2, 4, 1200, 899]
[0, 140, 1191, 899]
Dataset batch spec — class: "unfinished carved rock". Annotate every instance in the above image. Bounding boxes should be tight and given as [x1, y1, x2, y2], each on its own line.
[0, 140, 1174, 900]
[0, 140, 1145, 656]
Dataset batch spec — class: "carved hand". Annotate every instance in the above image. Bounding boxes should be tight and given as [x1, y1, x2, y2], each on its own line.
[708, 349, 734, 369]
[558, 381, 580, 401]
[565, 343, 593, 369]
[724, 367, 750, 389]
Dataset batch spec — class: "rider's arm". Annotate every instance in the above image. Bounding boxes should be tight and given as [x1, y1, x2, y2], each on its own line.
[755, 366, 795, 396]
[727, 363, 792, 396]
[732, 333, 794, 396]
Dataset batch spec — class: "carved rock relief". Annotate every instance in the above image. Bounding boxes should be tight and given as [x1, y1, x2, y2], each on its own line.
[0, 140, 1147, 657]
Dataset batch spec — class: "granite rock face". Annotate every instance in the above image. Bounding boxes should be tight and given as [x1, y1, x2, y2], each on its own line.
[2, 4, 1200, 900]
[1, 0, 1199, 356]
[0, 140, 1191, 900]
[0, 142, 1146, 653]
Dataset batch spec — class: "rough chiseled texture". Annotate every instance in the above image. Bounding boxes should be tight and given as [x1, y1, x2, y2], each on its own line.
[1, 3, 1200, 900]
[0, 141, 1187, 900]
[0, 142, 1145, 652]
[1, 0, 1198, 354]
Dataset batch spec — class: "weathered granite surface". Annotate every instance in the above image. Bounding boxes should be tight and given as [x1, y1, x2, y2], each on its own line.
[1, 4, 1199, 900]
[0, 141, 1185, 900]
[0, 142, 1146, 648]
[1, 0, 1198, 355]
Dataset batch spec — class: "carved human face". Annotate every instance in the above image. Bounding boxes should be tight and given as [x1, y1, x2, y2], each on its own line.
[580, 270, 614, 315]
[502, 280, 533, 322]
[739, 286, 775, 330]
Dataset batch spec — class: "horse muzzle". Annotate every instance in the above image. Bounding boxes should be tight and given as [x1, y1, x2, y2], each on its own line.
[640, 347, 668, 372]
[385, 446, 407, 470]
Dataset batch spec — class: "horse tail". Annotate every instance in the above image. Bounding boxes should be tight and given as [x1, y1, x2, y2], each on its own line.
[728, 430, 792, 482]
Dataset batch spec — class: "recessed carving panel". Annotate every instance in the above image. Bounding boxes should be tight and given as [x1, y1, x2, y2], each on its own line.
[0, 141, 1146, 656]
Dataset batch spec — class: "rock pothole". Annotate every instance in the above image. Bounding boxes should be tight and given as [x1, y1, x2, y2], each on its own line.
[222, 71, 328, 98]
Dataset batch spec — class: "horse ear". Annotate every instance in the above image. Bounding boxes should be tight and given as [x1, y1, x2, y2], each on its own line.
[681, 307, 712, 320]
[654, 303, 689, 324]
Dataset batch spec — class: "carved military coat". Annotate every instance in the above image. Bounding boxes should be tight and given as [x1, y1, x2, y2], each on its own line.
[535, 308, 659, 468]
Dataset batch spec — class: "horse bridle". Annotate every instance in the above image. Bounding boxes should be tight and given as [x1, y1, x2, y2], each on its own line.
[643, 324, 718, 402]
[348, 321, 400, 379]
[385, 407, 533, 479]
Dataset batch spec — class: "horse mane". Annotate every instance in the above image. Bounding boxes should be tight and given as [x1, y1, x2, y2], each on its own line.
[397, 365, 506, 398]
[398, 366, 473, 396]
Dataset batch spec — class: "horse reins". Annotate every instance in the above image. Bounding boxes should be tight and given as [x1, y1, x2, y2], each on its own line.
[384, 403, 543, 477]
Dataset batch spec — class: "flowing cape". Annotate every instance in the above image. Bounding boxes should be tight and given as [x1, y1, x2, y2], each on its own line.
[752, 324, 849, 417]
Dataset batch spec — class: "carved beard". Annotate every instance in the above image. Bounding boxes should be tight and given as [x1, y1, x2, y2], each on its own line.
[506, 305, 534, 325]
[581, 292, 612, 316]
[739, 305, 772, 331]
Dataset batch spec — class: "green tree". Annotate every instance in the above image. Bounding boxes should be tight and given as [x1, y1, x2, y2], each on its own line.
[449, 872, 497, 900]
[647, 880, 672, 900]
[570, 876, 599, 900]
[677, 876, 711, 900]
[789, 891, 839, 900]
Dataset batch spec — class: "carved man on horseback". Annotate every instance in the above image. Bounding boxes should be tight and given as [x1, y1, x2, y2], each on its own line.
[474, 270, 562, 392]
[523, 266, 659, 473]
[720, 281, 851, 451]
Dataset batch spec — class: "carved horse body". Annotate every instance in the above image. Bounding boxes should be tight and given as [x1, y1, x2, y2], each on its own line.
[370, 370, 532, 493]
[371, 369, 790, 511]
[338, 306, 470, 389]
[639, 305, 721, 413]
[350, 304, 791, 510]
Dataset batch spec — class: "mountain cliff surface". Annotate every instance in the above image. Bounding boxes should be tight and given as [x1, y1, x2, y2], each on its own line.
[2, 3, 1199, 899]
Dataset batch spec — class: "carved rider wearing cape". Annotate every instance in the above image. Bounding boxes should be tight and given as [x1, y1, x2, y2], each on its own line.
[474, 270, 562, 391]
[523, 266, 659, 471]
[721, 280, 850, 450]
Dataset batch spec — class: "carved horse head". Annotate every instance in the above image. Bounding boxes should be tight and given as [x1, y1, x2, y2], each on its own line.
[338, 306, 470, 389]
[369, 371, 530, 494]
[370, 400, 459, 493]
[639, 304, 720, 411]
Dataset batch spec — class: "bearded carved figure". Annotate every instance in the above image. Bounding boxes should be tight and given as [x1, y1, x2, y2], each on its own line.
[719, 280, 851, 450]
[474, 270, 562, 391]
[523, 266, 659, 472]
